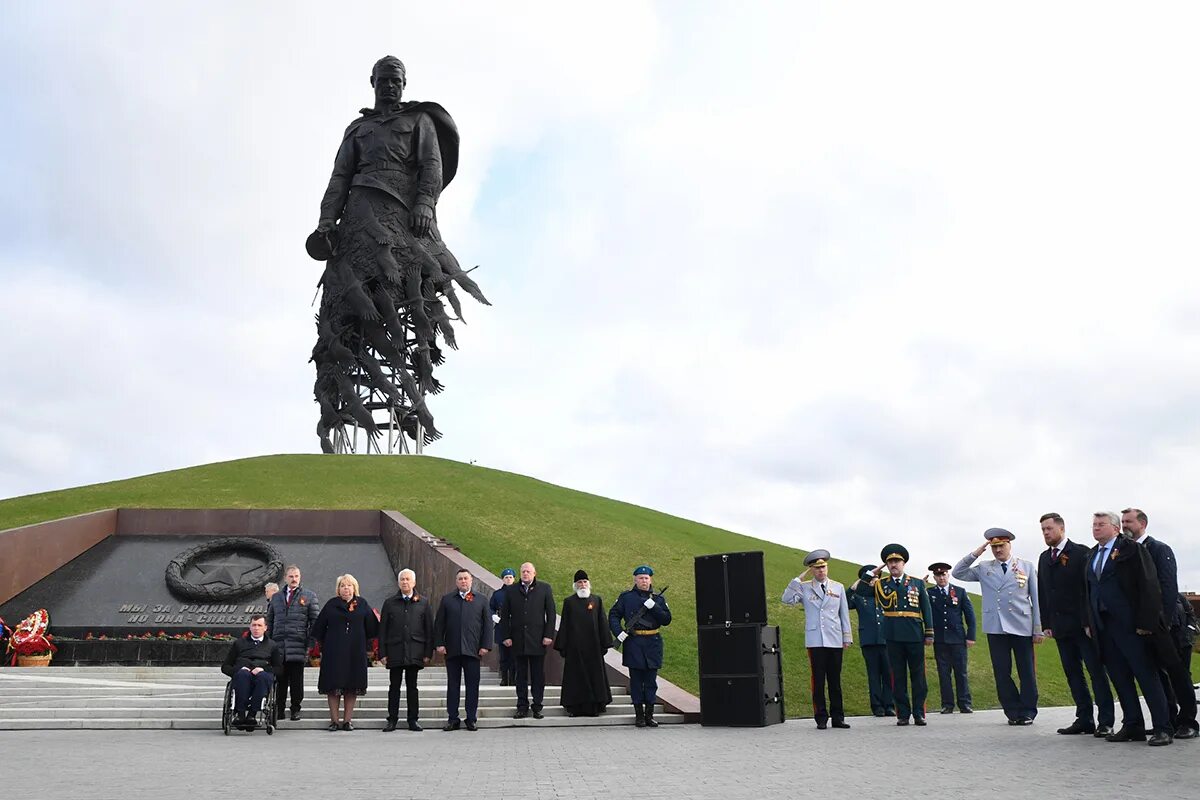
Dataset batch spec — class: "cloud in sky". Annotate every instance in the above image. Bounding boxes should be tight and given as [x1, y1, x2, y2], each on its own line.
[2, 2, 1200, 588]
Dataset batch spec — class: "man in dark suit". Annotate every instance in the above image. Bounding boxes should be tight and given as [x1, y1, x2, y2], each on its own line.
[221, 613, 282, 730]
[1037, 512, 1114, 736]
[499, 561, 557, 720]
[1121, 508, 1198, 739]
[434, 568, 493, 731]
[927, 561, 976, 714]
[1083, 511, 1172, 746]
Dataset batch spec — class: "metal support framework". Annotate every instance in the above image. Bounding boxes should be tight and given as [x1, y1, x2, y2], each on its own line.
[330, 307, 429, 456]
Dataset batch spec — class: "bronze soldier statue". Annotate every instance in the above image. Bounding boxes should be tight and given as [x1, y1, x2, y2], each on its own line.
[308, 56, 488, 452]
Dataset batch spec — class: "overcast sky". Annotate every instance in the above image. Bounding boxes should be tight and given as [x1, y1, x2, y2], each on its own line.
[3, 2, 1199, 589]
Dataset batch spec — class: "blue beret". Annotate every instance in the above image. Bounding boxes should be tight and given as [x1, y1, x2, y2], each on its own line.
[633, 565, 654, 576]
[500, 568, 515, 578]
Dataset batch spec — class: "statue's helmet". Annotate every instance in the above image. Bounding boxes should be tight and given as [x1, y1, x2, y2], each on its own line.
[372, 55, 406, 83]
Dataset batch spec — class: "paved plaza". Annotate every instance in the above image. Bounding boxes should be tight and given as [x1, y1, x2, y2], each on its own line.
[7, 704, 1195, 799]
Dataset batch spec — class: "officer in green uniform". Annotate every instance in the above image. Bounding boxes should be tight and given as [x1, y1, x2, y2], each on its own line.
[874, 544, 933, 726]
[848, 564, 895, 717]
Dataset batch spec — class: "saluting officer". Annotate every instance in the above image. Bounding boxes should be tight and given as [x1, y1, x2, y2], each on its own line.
[782, 549, 853, 729]
[874, 544, 934, 726]
[609, 565, 672, 728]
[927, 561, 976, 714]
[848, 564, 895, 717]
[952, 528, 1042, 726]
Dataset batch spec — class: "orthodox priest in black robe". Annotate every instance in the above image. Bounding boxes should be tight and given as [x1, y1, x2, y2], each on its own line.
[554, 570, 614, 716]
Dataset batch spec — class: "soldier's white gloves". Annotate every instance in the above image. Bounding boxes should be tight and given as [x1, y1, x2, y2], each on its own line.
[491, 613, 501, 625]
[617, 631, 628, 643]
[643, 598, 655, 609]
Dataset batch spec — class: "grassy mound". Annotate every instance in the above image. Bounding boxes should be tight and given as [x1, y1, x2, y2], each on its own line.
[2, 454, 1115, 716]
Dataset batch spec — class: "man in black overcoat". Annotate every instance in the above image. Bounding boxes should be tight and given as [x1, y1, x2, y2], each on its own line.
[554, 570, 613, 716]
[434, 568, 493, 731]
[499, 561, 557, 719]
[1083, 511, 1172, 745]
[1037, 512, 1114, 736]
[221, 614, 282, 730]
[1121, 508, 1198, 739]
[379, 568, 435, 732]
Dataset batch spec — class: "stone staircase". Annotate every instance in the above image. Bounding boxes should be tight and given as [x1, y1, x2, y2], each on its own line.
[0, 666, 684, 730]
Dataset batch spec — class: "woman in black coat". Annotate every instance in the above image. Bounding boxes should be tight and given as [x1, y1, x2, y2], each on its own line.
[311, 573, 379, 731]
[378, 568, 435, 731]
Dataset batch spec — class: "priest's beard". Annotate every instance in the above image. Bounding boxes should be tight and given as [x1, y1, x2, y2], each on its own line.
[575, 587, 591, 599]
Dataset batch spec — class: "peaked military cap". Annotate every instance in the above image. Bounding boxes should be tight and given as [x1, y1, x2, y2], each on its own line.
[804, 549, 831, 568]
[633, 565, 654, 576]
[858, 564, 877, 582]
[985, 527, 1015, 545]
[928, 562, 952, 573]
[881, 543, 909, 563]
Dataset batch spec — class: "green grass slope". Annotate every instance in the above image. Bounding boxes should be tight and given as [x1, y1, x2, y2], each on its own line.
[2, 454, 1140, 716]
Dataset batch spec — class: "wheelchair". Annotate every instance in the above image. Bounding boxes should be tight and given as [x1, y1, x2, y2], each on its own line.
[221, 676, 277, 735]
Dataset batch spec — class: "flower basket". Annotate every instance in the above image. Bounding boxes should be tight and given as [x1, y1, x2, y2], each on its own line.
[17, 653, 52, 667]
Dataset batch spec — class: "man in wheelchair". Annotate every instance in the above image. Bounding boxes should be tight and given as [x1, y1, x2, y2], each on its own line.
[221, 613, 282, 730]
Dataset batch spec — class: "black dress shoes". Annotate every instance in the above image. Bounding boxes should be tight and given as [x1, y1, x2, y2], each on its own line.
[327, 722, 340, 732]
[1013, 717, 1033, 726]
[408, 721, 423, 732]
[1057, 721, 1095, 735]
[816, 721, 827, 730]
[513, 709, 528, 719]
[1148, 730, 1173, 747]
[959, 705, 973, 713]
[940, 706, 954, 714]
[290, 711, 301, 721]
[914, 717, 927, 726]
[341, 721, 355, 731]
[532, 709, 544, 720]
[443, 720, 461, 731]
[1175, 726, 1199, 740]
[1094, 725, 1113, 738]
[832, 720, 851, 729]
[896, 718, 910, 726]
[465, 721, 478, 731]
[381, 721, 397, 732]
[1106, 726, 1147, 742]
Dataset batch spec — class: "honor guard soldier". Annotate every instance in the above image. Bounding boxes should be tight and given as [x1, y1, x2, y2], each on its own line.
[848, 564, 894, 717]
[953, 528, 1042, 725]
[609, 565, 672, 728]
[927, 562, 976, 713]
[782, 549, 853, 728]
[874, 544, 933, 726]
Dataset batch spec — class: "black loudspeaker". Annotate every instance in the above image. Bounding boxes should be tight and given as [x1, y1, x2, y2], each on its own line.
[698, 625, 784, 726]
[694, 551, 767, 626]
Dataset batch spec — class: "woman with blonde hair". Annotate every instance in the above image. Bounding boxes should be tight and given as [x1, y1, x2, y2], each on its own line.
[311, 573, 379, 730]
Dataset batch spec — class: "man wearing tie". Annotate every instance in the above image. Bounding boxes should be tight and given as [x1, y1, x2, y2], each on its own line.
[378, 568, 435, 732]
[266, 564, 320, 721]
[874, 544, 934, 727]
[953, 528, 1042, 725]
[434, 568, 493, 731]
[1037, 512, 1114, 737]
[782, 549, 852, 729]
[1084, 511, 1173, 746]
[927, 561, 976, 714]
